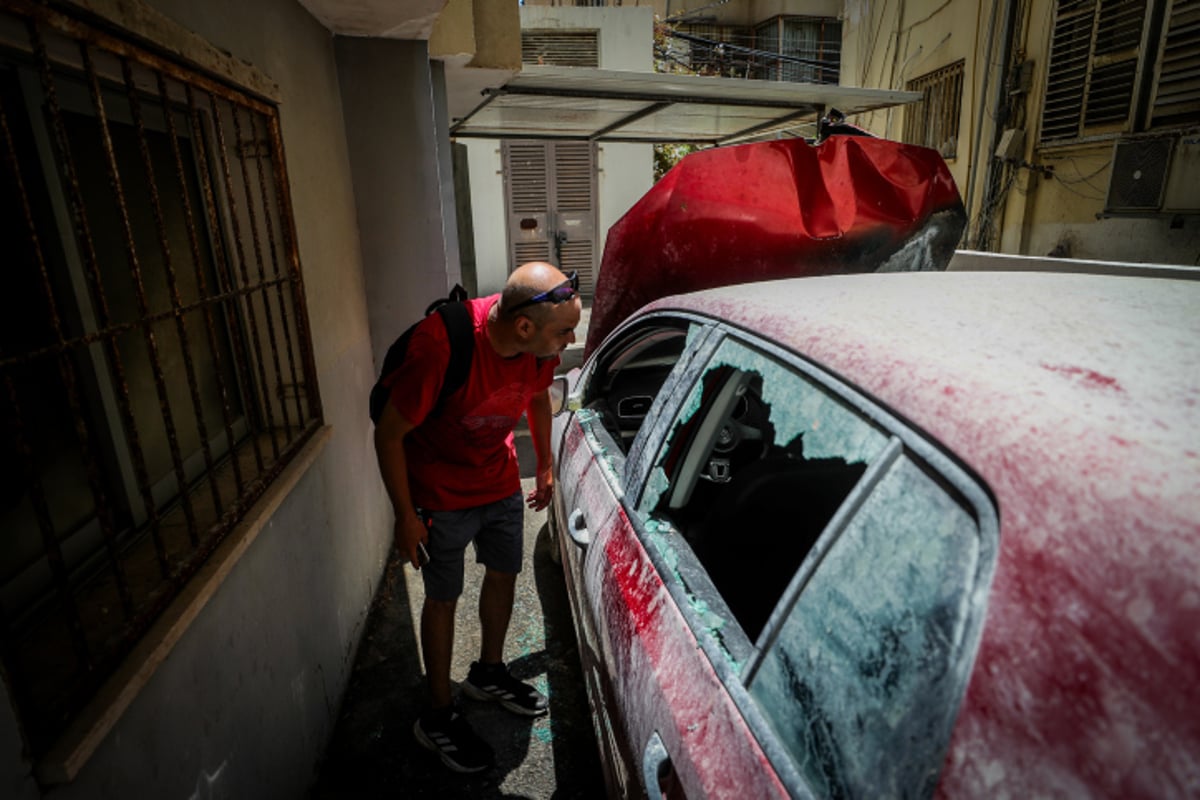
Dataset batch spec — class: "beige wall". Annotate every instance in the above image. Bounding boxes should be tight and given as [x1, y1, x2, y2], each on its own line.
[523, 0, 839, 25]
[840, 0, 1200, 265]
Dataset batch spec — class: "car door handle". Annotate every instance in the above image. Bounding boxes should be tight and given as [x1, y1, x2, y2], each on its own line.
[643, 731, 681, 798]
[567, 508, 590, 548]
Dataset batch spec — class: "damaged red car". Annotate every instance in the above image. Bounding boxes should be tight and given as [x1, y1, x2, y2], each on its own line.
[547, 137, 1200, 798]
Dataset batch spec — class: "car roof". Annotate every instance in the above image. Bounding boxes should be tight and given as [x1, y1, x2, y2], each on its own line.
[643, 270, 1200, 794]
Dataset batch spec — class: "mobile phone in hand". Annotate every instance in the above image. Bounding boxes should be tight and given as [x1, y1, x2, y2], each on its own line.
[417, 541, 430, 568]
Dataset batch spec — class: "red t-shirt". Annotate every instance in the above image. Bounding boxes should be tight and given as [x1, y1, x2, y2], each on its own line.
[385, 295, 557, 510]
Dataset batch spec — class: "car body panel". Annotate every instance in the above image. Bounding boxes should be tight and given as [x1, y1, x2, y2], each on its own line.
[586, 136, 967, 356]
[557, 405, 793, 799]
[628, 271, 1200, 795]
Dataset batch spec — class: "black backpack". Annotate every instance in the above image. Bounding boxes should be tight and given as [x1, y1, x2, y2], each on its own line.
[368, 285, 474, 424]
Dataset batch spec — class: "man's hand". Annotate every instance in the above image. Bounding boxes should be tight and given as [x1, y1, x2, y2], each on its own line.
[526, 464, 554, 511]
[395, 512, 428, 569]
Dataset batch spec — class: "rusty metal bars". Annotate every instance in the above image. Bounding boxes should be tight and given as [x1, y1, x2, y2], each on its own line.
[904, 60, 966, 158]
[0, 2, 322, 757]
[231, 104, 293, 444]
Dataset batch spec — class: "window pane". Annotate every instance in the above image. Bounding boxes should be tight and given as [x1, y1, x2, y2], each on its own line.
[639, 338, 889, 639]
[62, 110, 242, 498]
[749, 455, 983, 799]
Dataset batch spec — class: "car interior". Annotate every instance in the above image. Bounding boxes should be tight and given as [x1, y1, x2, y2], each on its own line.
[582, 323, 871, 643]
[649, 364, 866, 641]
[584, 323, 692, 453]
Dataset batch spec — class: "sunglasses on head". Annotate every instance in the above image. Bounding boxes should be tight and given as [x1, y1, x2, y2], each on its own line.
[508, 271, 579, 313]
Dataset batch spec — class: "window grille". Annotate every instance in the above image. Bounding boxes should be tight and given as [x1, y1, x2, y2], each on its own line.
[750, 16, 841, 85]
[1040, 0, 1195, 142]
[521, 30, 599, 67]
[674, 24, 755, 77]
[0, 0, 321, 757]
[904, 60, 966, 158]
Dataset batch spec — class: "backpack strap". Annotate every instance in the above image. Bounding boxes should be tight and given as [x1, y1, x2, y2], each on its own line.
[431, 300, 474, 417]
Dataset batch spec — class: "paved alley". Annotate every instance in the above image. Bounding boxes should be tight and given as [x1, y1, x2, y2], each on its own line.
[311, 368, 604, 798]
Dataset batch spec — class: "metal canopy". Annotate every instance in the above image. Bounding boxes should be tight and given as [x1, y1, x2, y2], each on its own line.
[450, 66, 921, 145]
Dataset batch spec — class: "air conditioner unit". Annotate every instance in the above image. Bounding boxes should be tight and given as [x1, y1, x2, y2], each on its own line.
[1105, 135, 1200, 215]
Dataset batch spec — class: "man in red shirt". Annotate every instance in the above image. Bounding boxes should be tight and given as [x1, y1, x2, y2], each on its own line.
[374, 262, 581, 773]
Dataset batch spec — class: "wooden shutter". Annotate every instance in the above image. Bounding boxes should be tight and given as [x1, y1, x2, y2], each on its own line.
[504, 142, 552, 267]
[1042, 0, 1147, 140]
[1150, 0, 1200, 126]
[553, 143, 597, 296]
[502, 141, 598, 296]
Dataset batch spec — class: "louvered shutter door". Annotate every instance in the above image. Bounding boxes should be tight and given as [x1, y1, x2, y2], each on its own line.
[553, 143, 598, 297]
[504, 142, 552, 268]
[503, 142, 599, 296]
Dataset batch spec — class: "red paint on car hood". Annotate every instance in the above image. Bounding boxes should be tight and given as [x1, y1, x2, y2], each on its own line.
[586, 136, 965, 356]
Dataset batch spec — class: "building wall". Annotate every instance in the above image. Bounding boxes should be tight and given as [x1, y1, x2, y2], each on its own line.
[997, 0, 1200, 263]
[0, 0, 409, 795]
[335, 38, 463, 368]
[839, 0, 1200, 266]
[749, 0, 840, 20]
[465, 6, 656, 295]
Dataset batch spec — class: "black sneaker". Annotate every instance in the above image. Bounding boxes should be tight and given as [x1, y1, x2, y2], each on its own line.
[413, 706, 494, 773]
[462, 660, 549, 717]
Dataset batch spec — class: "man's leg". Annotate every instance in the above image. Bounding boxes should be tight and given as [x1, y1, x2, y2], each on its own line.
[461, 492, 547, 716]
[421, 596, 458, 708]
[478, 568, 516, 665]
[413, 507, 494, 773]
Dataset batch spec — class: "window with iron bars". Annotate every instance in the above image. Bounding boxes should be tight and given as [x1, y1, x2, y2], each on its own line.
[751, 15, 841, 85]
[673, 24, 755, 77]
[904, 61, 966, 159]
[1041, 0, 1199, 143]
[0, 2, 322, 758]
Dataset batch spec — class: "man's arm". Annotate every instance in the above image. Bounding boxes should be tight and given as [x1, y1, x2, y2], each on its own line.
[524, 388, 554, 511]
[374, 401, 428, 568]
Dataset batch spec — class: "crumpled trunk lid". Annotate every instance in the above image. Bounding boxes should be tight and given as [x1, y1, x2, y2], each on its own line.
[586, 136, 966, 356]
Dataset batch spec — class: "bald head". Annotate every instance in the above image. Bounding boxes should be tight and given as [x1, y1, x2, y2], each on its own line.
[500, 261, 572, 323]
[490, 261, 581, 359]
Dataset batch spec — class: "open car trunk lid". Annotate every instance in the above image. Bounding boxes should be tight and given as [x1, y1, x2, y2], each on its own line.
[586, 136, 966, 356]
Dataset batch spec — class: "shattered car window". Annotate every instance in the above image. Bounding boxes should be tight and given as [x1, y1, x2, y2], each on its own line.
[637, 337, 889, 641]
[749, 454, 983, 799]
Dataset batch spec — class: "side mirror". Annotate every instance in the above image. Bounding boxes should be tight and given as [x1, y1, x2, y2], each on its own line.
[549, 375, 570, 416]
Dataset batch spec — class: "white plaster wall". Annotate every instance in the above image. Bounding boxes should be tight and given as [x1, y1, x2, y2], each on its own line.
[521, 6, 654, 70]
[335, 37, 461, 368]
[599, 143, 654, 249]
[467, 140, 510, 295]
[465, 6, 655, 295]
[0, 0, 398, 796]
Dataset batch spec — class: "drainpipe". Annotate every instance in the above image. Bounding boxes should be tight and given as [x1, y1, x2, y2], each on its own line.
[964, 0, 1016, 248]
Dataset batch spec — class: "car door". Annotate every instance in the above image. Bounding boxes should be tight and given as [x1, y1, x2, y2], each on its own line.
[552, 314, 708, 796]
[558, 317, 999, 798]
[558, 315, 800, 799]
[623, 328, 999, 798]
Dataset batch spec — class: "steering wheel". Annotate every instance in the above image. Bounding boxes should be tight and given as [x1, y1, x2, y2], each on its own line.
[702, 392, 768, 482]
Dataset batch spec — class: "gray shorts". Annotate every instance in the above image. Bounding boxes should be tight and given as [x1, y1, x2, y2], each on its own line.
[418, 491, 524, 602]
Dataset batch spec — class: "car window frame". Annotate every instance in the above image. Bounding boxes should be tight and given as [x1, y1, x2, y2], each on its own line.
[615, 319, 999, 799]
